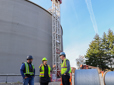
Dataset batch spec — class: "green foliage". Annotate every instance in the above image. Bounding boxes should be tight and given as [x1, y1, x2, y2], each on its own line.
[85, 29, 114, 71]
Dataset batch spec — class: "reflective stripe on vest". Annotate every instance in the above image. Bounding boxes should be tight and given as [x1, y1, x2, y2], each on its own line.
[61, 58, 72, 74]
[24, 62, 34, 75]
[39, 65, 51, 77]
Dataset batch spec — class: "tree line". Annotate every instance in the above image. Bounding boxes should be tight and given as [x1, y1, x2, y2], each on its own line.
[85, 29, 114, 71]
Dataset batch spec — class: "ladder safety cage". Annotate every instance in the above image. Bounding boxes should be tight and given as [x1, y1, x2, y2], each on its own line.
[51, 0, 62, 80]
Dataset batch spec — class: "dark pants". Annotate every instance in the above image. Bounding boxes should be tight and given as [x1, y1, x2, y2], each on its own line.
[40, 83, 49, 85]
[62, 75, 70, 85]
[23, 77, 34, 85]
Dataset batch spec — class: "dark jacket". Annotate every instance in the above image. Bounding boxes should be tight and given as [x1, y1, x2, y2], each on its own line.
[20, 62, 35, 78]
[39, 64, 51, 83]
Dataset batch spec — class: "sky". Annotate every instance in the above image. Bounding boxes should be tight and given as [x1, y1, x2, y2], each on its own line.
[30, 0, 114, 68]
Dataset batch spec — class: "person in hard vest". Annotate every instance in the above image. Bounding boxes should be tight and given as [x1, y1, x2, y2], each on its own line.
[39, 57, 56, 85]
[20, 55, 35, 85]
[59, 52, 72, 85]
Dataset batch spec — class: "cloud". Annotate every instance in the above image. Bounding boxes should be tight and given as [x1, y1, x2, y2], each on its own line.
[85, 0, 98, 34]
[64, 42, 89, 69]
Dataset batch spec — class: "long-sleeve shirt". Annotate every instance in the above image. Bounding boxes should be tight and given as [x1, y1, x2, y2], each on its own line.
[20, 63, 35, 79]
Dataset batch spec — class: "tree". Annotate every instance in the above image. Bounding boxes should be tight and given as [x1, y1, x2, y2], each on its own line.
[106, 29, 114, 69]
[76, 55, 85, 69]
[85, 34, 109, 70]
[85, 29, 114, 70]
[100, 32, 109, 70]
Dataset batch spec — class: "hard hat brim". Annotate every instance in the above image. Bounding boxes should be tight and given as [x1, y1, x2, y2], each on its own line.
[27, 58, 33, 60]
[42, 60, 47, 61]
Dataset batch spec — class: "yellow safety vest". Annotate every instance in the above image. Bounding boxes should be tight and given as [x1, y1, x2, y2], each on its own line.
[24, 62, 34, 76]
[39, 64, 51, 77]
[61, 58, 72, 75]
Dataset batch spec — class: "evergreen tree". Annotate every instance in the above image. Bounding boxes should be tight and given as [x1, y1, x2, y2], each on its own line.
[106, 29, 114, 69]
[100, 32, 109, 70]
[85, 29, 114, 70]
[85, 34, 106, 70]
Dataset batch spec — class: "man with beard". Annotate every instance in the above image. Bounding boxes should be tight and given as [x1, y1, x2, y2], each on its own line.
[20, 55, 35, 85]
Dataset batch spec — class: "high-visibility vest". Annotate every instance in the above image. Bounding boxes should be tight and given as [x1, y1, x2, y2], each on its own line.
[61, 58, 72, 75]
[24, 62, 34, 76]
[39, 64, 51, 77]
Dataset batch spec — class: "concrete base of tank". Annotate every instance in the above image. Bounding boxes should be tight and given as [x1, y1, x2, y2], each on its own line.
[0, 75, 39, 83]
[0, 82, 61, 85]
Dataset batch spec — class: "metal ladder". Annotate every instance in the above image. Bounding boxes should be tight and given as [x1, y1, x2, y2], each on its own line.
[52, 0, 62, 81]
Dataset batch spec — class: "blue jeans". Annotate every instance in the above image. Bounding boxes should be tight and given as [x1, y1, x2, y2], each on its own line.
[23, 77, 34, 85]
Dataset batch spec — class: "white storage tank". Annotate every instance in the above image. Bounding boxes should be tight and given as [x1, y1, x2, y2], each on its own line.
[0, 0, 63, 82]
